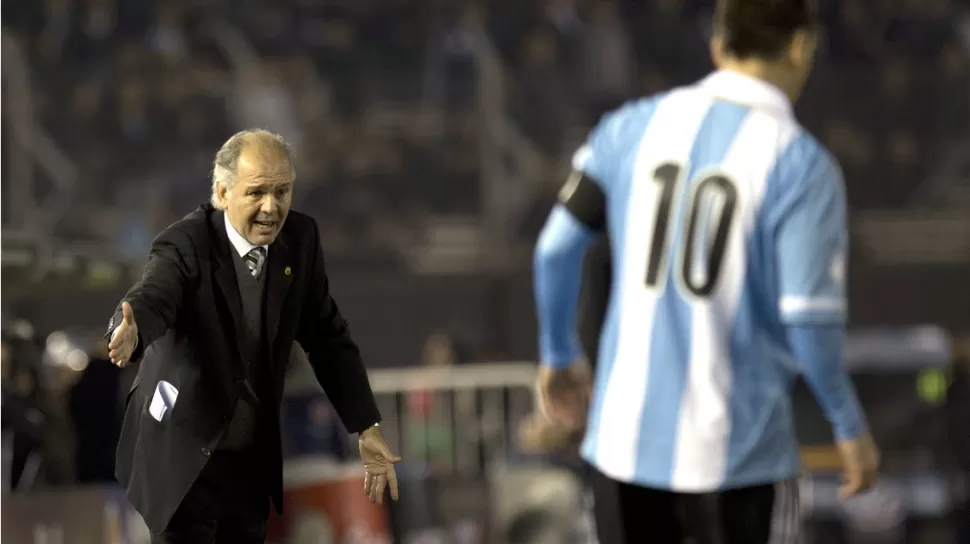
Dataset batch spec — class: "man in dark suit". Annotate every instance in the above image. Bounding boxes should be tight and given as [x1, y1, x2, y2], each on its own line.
[106, 130, 400, 543]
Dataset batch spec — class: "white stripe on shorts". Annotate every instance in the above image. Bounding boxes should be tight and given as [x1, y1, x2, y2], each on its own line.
[769, 478, 802, 544]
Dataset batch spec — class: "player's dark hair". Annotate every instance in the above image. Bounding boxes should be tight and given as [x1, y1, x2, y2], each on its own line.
[715, 0, 817, 59]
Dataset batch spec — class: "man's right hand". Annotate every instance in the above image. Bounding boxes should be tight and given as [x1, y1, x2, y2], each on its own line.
[108, 301, 138, 368]
[836, 432, 880, 498]
[536, 360, 592, 431]
[518, 412, 582, 454]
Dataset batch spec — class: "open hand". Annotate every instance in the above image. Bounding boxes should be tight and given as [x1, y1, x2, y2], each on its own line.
[108, 302, 138, 368]
[359, 425, 401, 505]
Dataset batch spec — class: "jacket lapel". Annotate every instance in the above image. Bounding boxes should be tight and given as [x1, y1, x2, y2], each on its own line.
[264, 231, 293, 354]
[208, 208, 247, 362]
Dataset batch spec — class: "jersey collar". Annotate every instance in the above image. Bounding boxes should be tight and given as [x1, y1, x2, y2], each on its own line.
[698, 70, 794, 119]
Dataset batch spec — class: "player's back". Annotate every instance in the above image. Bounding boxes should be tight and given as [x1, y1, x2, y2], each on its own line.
[579, 71, 843, 492]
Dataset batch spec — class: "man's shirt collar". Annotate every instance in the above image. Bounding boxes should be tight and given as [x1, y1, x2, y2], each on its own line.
[698, 70, 794, 119]
[223, 211, 268, 258]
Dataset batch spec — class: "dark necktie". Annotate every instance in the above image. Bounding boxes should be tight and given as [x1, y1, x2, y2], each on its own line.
[244, 247, 266, 278]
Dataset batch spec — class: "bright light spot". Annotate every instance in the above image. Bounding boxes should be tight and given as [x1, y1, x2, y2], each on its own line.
[46, 331, 71, 357]
[12, 320, 34, 340]
[66, 349, 89, 372]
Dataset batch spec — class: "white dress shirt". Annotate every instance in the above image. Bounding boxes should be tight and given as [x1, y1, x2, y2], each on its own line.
[223, 211, 269, 259]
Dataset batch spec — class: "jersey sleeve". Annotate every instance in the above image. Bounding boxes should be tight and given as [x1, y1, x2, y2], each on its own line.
[534, 205, 596, 369]
[776, 153, 848, 325]
[571, 101, 642, 190]
[787, 325, 866, 440]
[559, 172, 606, 231]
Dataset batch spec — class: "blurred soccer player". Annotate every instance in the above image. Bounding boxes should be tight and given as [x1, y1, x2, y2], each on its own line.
[532, 0, 880, 542]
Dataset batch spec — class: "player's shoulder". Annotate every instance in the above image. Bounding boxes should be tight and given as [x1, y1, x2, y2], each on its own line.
[594, 93, 670, 136]
[578, 94, 668, 167]
[759, 127, 845, 227]
[785, 126, 839, 173]
[574, 94, 669, 179]
[772, 124, 844, 197]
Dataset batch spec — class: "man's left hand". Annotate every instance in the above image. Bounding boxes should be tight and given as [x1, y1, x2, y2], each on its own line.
[359, 425, 401, 505]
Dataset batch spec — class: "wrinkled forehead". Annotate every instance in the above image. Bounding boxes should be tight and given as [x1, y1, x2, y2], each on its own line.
[236, 147, 294, 185]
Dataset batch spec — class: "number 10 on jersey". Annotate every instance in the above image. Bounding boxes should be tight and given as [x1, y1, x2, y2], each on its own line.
[645, 162, 739, 298]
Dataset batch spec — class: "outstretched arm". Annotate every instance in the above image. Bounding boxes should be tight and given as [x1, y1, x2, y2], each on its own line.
[106, 225, 197, 365]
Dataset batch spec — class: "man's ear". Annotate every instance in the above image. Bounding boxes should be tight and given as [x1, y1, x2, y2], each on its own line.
[710, 33, 726, 68]
[215, 182, 230, 207]
[788, 29, 815, 70]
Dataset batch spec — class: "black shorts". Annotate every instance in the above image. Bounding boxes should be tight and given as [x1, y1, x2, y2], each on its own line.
[586, 464, 801, 544]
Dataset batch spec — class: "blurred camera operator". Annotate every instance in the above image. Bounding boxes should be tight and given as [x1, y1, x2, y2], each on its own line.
[68, 331, 123, 483]
[1, 323, 52, 491]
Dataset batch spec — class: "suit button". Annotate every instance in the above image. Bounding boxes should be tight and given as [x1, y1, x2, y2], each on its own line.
[201, 448, 211, 457]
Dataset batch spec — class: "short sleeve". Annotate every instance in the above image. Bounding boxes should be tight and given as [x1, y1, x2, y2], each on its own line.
[776, 153, 848, 325]
[571, 98, 658, 191]
[571, 128, 613, 191]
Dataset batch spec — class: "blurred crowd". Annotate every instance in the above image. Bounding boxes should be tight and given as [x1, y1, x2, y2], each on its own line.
[2, 0, 967, 264]
[2, 4, 968, 540]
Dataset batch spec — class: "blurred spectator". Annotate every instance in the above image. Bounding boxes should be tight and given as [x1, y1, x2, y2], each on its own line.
[232, 60, 303, 155]
[115, 77, 153, 147]
[534, 0, 584, 80]
[514, 29, 571, 155]
[148, 3, 188, 63]
[36, 0, 75, 65]
[282, 55, 334, 130]
[425, 2, 493, 113]
[407, 332, 461, 469]
[580, 0, 634, 115]
[78, 0, 117, 61]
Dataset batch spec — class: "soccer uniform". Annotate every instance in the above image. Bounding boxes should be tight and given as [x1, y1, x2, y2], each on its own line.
[534, 70, 867, 543]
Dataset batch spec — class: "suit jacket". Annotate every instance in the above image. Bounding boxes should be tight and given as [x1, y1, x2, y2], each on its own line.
[108, 202, 381, 533]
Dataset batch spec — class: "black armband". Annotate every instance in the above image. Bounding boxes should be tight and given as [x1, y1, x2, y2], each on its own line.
[560, 171, 606, 231]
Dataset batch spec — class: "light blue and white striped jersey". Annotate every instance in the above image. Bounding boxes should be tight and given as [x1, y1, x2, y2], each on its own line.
[543, 71, 849, 492]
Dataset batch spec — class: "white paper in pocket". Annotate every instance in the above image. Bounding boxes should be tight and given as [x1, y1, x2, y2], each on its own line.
[149, 380, 179, 422]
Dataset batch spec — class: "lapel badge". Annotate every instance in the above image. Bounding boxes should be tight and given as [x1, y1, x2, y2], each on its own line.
[284, 266, 292, 276]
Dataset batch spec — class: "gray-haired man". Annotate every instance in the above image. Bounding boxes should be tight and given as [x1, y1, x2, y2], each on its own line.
[107, 130, 400, 543]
